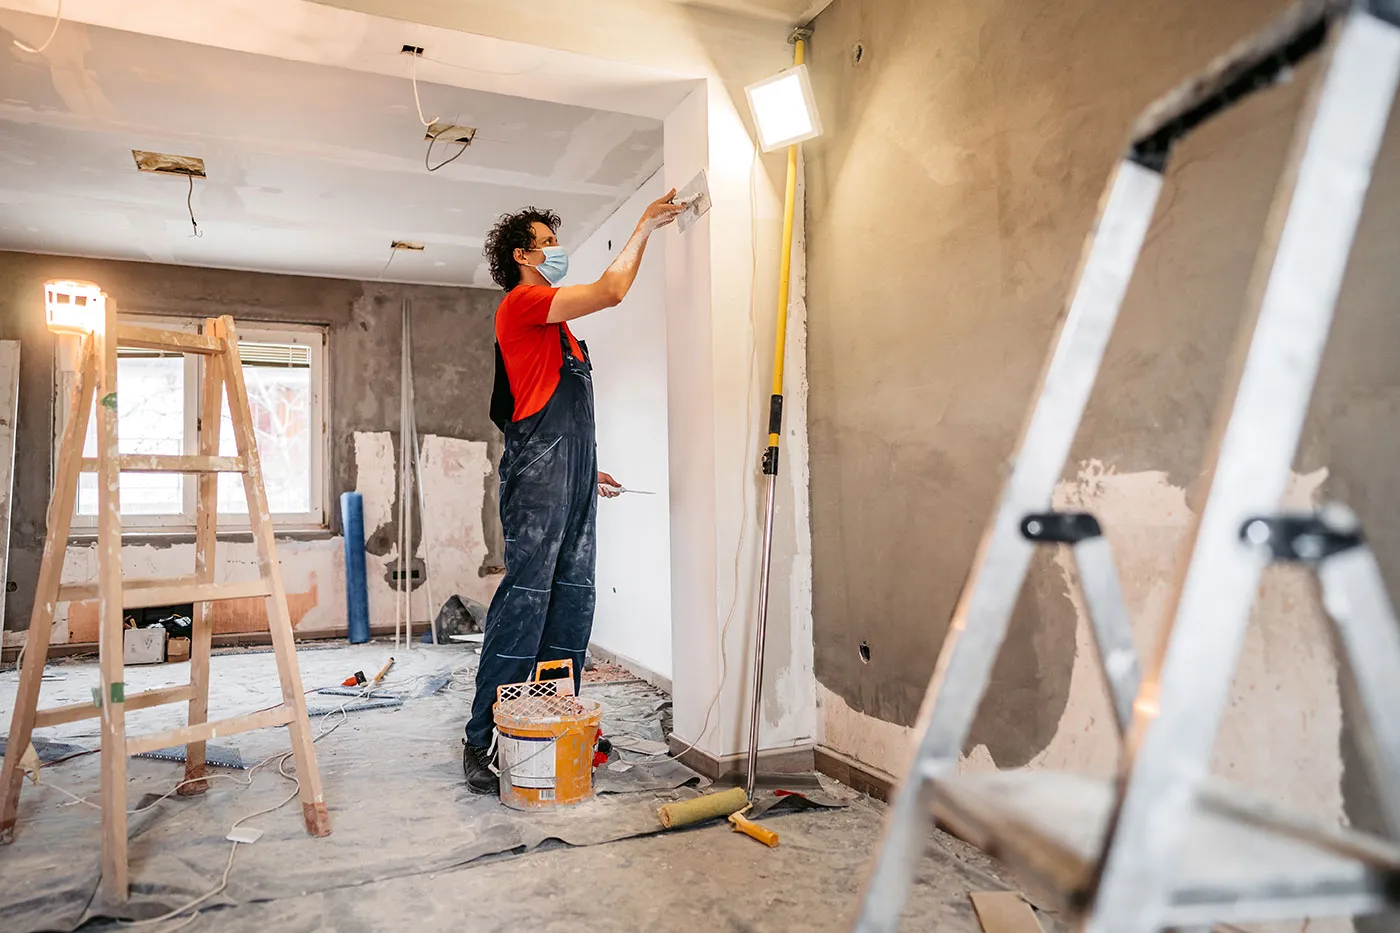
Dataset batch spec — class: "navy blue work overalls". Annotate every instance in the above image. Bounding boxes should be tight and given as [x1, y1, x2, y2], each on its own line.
[467, 326, 597, 747]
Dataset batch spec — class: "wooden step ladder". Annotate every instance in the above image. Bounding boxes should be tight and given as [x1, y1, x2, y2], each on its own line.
[0, 296, 331, 904]
[851, 2, 1400, 930]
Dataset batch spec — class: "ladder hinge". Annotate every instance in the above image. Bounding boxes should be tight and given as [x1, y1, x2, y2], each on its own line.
[1240, 513, 1364, 563]
[1020, 512, 1103, 544]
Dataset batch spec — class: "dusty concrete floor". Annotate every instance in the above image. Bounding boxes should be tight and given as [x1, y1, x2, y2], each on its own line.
[0, 643, 1041, 932]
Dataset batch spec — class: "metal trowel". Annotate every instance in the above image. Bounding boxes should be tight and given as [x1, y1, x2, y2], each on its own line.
[675, 169, 712, 233]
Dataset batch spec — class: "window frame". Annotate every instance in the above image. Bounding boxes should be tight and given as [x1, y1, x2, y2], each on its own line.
[56, 314, 329, 533]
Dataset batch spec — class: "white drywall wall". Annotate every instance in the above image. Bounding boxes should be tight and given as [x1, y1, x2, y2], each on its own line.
[569, 172, 674, 681]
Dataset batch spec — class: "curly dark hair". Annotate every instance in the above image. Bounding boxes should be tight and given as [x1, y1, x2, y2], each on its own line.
[484, 207, 561, 290]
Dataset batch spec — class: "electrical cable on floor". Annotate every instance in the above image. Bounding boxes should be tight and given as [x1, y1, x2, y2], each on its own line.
[186, 174, 203, 239]
[117, 689, 365, 930]
[13, 0, 62, 54]
[28, 683, 368, 931]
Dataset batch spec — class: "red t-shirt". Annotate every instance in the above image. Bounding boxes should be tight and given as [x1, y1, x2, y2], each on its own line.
[496, 285, 584, 422]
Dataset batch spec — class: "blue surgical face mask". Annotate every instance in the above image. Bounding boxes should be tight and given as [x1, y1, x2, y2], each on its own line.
[531, 245, 569, 285]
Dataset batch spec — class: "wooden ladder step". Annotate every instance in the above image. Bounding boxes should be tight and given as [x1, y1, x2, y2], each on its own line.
[57, 578, 274, 608]
[80, 455, 245, 473]
[115, 324, 224, 355]
[125, 705, 293, 757]
[34, 684, 193, 728]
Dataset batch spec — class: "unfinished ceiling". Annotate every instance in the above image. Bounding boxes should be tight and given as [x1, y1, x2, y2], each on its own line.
[664, 0, 833, 22]
[0, 9, 669, 287]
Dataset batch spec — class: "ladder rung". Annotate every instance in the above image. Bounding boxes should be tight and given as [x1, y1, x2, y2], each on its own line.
[930, 768, 1400, 924]
[116, 324, 224, 355]
[125, 705, 293, 757]
[80, 455, 245, 474]
[34, 684, 193, 728]
[57, 578, 273, 608]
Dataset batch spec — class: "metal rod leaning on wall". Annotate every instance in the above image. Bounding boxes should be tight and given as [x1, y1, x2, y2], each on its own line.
[745, 29, 809, 801]
[397, 298, 413, 649]
[405, 302, 438, 645]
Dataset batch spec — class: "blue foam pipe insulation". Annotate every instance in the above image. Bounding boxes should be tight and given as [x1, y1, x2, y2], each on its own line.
[341, 492, 371, 644]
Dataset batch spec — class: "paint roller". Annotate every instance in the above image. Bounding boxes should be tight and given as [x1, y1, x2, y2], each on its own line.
[656, 786, 779, 847]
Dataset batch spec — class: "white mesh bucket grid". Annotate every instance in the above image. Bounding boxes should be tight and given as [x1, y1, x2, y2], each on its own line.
[495, 678, 600, 728]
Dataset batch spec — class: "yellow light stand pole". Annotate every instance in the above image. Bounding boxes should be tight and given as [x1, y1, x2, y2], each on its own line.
[745, 29, 810, 800]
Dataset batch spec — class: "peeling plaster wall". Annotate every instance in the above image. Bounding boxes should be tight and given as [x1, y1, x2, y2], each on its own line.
[0, 251, 503, 641]
[805, 0, 1400, 911]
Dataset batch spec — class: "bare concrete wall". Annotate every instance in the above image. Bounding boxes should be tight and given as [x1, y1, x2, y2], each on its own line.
[0, 251, 504, 636]
[805, 0, 1400, 905]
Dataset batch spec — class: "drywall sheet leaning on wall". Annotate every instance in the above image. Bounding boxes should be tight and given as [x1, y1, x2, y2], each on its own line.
[0, 341, 17, 627]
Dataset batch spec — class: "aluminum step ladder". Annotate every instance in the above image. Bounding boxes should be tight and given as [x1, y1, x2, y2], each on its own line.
[851, 2, 1400, 930]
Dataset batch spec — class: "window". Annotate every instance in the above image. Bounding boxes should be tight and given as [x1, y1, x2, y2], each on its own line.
[58, 317, 328, 531]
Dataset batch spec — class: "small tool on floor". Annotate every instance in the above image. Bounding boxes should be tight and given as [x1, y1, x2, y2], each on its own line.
[341, 671, 368, 688]
[728, 804, 779, 848]
[371, 657, 395, 685]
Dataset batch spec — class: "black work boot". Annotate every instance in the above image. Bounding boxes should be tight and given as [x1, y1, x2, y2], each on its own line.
[462, 741, 498, 795]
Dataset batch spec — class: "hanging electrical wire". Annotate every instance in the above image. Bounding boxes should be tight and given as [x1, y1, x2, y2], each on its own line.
[424, 135, 470, 173]
[379, 248, 398, 281]
[186, 173, 203, 238]
[13, 0, 62, 54]
[410, 50, 437, 128]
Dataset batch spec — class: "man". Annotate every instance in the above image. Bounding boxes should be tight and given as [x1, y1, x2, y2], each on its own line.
[465, 191, 685, 793]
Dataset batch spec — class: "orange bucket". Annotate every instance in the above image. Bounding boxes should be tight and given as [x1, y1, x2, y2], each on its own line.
[493, 659, 603, 810]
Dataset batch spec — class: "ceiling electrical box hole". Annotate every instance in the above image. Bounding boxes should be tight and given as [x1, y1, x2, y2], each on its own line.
[425, 122, 477, 145]
[852, 42, 865, 66]
[859, 641, 871, 663]
[132, 150, 206, 178]
[390, 240, 425, 251]
[401, 45, 424, 56]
